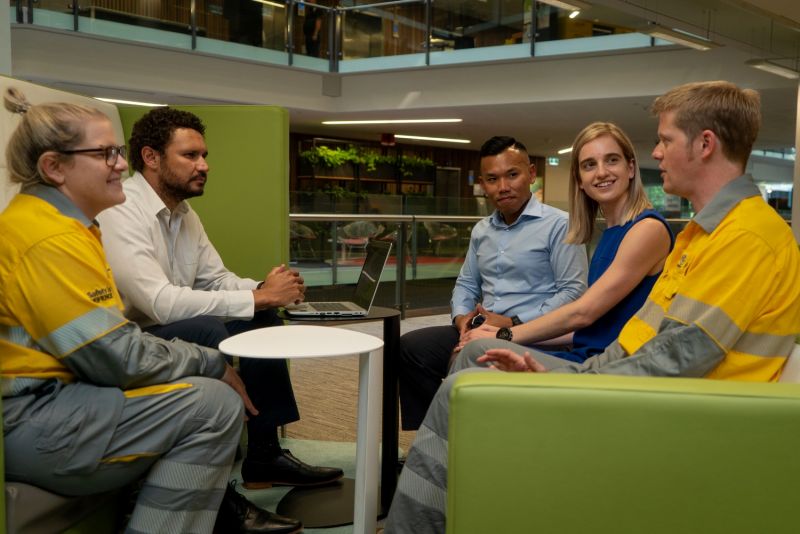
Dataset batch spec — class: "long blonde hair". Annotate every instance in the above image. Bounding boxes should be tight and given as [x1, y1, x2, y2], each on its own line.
[3, 87, 107, 187]
[565, 122, 651, 244]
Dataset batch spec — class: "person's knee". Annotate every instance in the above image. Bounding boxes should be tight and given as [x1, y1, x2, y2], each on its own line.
[454, 339, 495, 370]
[185, 376, 244, 433]
[400, 326, 458, 367]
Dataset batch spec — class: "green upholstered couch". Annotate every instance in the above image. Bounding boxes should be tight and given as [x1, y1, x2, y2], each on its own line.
[447, 346, 800, 534]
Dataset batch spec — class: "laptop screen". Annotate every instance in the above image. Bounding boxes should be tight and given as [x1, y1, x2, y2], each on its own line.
[352, 240, 392, 310]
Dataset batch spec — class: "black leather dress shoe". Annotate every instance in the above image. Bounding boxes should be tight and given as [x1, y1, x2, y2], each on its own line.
[241, 449, 344, 489]
[215, 483, 302, 534]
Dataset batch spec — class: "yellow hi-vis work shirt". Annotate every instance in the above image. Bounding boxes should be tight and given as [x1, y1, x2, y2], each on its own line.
[617, 175, 800, 381]
[0, 186, 127, 397]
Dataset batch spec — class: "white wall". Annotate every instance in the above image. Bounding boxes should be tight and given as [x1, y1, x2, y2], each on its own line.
[543, 159, 571, 212]
[0, 2, 11, 75]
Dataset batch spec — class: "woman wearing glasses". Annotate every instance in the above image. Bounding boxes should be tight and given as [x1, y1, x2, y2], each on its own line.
[0, 89, 299, 533]
[455, 122, 674, 367]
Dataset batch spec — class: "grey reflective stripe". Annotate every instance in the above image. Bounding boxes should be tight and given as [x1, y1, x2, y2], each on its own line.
[635, 299, 664, 332]
[387, 422, 449, 534]
[413, 424, 448, 478]
[145, 458, 231, 490]
[734, 331, 796, 358]
[36, 306, 126, 357]
[1, 376, 52, 397]
[398, 467, 447, 515]
[668, 294, 792, 358]
[668, 294, 740, 350]
[127, 505, 217, 534]
[0, 324, 35, 347]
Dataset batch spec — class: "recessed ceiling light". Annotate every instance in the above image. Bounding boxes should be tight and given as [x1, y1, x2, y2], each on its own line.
[252, 0, 285, 8]
[557, 147, 573, 154]
[395, 134, 470, 144]
[95, 97, 167, 107]
[537, 0, 591, 11]
[644, 23, 717, 51]
[745, 59, 800, 80]
[322, 119, 462, 125]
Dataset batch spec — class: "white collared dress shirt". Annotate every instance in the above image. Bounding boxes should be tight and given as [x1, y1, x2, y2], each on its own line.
[97, 172, 257, 328]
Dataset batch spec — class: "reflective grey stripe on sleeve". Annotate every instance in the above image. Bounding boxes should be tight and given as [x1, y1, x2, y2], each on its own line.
[37, 306, 126, 357]
[2, 376, 53, 397]
[667, 294, 739, 350]
[635, 299, 665, 332]
[63, 321, 226, 388]
[1, 325, 66, 397]
[668, 294, 794, 357]
[597, 319, 725, 377]
[0, 324, 36, 347]
[734, 331, 797, 358]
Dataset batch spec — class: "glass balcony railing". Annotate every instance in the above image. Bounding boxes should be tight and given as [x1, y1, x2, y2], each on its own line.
[289, 213, 693, 316]
[9, 0, 678, 72]
[13, 0, 799, 74]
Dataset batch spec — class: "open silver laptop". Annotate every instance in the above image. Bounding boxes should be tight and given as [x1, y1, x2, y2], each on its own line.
[285, 240, 392, 317]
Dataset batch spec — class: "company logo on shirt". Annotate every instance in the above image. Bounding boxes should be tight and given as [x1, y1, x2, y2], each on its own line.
[87, 287, 114, 303]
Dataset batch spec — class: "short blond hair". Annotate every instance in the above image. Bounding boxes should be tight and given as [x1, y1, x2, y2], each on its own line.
[651, 80, 761, 167]
[566, 122, 651, 245]
[3, 87, 107, 187]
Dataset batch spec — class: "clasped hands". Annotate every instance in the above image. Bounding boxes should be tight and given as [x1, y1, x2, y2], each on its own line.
[454, 304, 507, 351]
[254, 264, 305, 310]
[454, 304, 546, 373]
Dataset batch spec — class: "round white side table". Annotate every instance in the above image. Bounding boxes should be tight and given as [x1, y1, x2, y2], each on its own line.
[220, 324, 384, 534]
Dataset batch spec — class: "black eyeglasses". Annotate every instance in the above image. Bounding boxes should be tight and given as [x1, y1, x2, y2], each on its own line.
[58, 145, 127, 167]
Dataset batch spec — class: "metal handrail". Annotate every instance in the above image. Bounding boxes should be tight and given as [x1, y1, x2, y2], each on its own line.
[289, 213, 700, 317]
[290, 213, 483, 223]
[290, 213, 483, 315]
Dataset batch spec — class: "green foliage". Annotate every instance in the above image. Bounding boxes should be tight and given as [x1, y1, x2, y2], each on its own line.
[320, 184, 368, 200]
[300, 145, 361, 168]
[399, 154, 435, 177]
[301, 145, 434, 176]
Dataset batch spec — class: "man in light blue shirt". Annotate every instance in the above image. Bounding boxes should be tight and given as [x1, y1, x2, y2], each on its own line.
[399, 136, 588, 430]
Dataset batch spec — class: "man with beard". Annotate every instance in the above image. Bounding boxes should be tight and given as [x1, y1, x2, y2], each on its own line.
[98, 108, 342, 531]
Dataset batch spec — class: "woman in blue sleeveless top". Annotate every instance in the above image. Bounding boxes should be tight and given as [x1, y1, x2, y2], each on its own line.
[459, 122, 674, 362]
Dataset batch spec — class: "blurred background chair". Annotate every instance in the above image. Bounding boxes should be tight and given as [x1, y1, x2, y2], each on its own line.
[337, 220, 383, 259]
[290, 221, 318, 261]
[423, 221, 458, 256]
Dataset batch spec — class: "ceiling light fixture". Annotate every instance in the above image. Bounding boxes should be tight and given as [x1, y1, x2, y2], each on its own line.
[745, 59, 800, 80]
[395, 134, 470, 144]
[252, 0, 286, 8]
[536, 0, 591, 12]
[322, 119, 462, 125]
[95, 97, 167, 107]
[557, 147, 573, 154]
[644, 23, 717, 51]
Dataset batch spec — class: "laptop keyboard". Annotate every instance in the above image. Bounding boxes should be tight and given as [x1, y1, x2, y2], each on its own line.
[311, 302, 352, 311]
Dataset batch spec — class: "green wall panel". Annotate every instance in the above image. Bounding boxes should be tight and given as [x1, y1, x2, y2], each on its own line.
[118, 105, 289, 280]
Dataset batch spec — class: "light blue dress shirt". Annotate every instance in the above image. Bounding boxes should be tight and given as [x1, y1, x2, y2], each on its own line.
[451, 195, 588, 323]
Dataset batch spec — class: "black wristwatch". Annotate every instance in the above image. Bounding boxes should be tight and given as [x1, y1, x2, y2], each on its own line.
[496, 327, 513, 341]
[511, 315, 523, 326]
